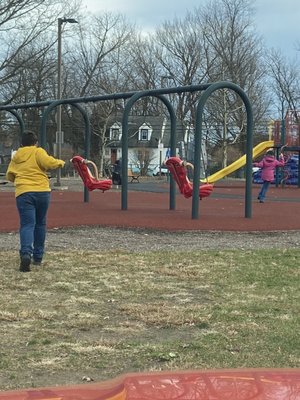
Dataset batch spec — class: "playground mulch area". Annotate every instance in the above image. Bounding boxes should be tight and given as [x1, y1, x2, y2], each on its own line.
[0, 178, 299, 232]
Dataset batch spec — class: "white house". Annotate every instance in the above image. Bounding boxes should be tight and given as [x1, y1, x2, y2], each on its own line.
[105, 115, 207, 176]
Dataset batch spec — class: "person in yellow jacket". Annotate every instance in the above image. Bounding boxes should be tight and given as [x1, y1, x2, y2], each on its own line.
[6, 131, 65, 272]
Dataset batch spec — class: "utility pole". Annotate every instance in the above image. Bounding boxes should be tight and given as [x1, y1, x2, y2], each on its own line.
[55, 17, 78, 186]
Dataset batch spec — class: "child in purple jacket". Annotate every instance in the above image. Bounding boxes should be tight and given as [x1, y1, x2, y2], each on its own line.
[253, 149, 285, 203]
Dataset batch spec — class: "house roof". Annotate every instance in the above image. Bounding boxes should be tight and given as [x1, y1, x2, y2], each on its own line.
[107, 115, 187, 148]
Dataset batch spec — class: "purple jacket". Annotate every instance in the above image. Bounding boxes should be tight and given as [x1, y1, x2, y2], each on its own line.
[253, 155, 285, 182]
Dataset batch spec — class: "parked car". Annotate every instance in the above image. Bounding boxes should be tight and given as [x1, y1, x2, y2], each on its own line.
[152, 164, 169, 176]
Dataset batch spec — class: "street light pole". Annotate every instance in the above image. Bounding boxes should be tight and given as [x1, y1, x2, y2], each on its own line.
[55, 17, 78, 186]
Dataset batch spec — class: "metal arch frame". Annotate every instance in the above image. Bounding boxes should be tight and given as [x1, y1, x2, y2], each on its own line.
[40, 100, 91, 153]
[0, 109, 26, 138]
[40, 99, 91, 202]
[193, 81, 253, 219]
[9, 110, 26, 136]
[121, 90, 177, 211]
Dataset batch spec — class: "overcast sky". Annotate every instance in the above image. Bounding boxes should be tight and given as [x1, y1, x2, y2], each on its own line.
[80, 0, 299, 59]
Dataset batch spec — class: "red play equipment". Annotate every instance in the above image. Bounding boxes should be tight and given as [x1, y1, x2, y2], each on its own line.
[273, 110, 300, 148]
[165, 157, 213, 199]
[71, 156, 112, 192]
[1, 369, 299, 399]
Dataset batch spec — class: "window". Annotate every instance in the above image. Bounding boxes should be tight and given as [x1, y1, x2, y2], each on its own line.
[109, 123, 122, 140]
[140, 129, 149, 141]
[111, 128, 120, 140]
[138, 123, 152, 141]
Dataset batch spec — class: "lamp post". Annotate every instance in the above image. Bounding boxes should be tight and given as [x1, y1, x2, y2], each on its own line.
[55, 17, 78, 186]
[158, 75, 173, 175]
[158, 140, 164, 175]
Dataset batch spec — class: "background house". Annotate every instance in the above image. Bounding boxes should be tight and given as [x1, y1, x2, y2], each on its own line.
[105, 115, 208, 176]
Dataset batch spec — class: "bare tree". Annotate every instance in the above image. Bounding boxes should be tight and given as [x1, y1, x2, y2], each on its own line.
[268, 49, 300, 119]
[0, 0, 80, 104]
[128, 0, 269, 168]
[63, 12, 135, 174]
[153, 13, 214, 122]
[198, 0, 269, 161]
[129, 147, 156, 176]
[66, 12, 134, 98]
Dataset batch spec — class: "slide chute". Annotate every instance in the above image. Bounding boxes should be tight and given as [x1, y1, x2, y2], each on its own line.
[202, 141, 274, 184]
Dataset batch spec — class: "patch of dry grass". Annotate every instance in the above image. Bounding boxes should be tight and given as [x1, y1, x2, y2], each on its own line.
[0, 248, 299, 391]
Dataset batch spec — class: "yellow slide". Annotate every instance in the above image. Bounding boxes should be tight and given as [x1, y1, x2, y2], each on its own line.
[202, 140, 274, 184]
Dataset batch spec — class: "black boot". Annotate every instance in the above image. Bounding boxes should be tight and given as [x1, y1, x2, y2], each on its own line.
[20, 254, 31, 272]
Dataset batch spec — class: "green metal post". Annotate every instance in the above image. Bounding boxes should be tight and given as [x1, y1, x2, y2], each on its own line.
[72, 103, 91, 202]
[122, 91, 176, 211]
[194, 81, 253, 219]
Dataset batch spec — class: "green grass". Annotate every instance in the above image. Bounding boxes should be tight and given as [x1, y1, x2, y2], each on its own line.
[0, 248, 299, 390]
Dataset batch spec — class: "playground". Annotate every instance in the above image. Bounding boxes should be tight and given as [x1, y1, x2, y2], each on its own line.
[0, 83, 299, 399]
[1, 82, 299, 233]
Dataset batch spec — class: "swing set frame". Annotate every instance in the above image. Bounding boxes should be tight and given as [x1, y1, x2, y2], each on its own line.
[0, 81, 254, 220]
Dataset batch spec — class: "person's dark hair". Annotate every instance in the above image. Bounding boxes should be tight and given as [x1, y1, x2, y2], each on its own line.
[266, 150, 274, 156]
[21, 131, 38, 147]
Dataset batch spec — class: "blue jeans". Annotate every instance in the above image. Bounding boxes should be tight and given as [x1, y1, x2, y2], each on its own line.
[16, 192, 50, 261]
[258, 181, 271, 202]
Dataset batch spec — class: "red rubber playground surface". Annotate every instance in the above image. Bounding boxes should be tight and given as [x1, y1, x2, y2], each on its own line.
[1, 179, 299, 232]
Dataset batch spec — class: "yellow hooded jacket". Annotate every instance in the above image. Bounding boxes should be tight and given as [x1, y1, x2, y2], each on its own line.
[6, 146, 65, 197]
